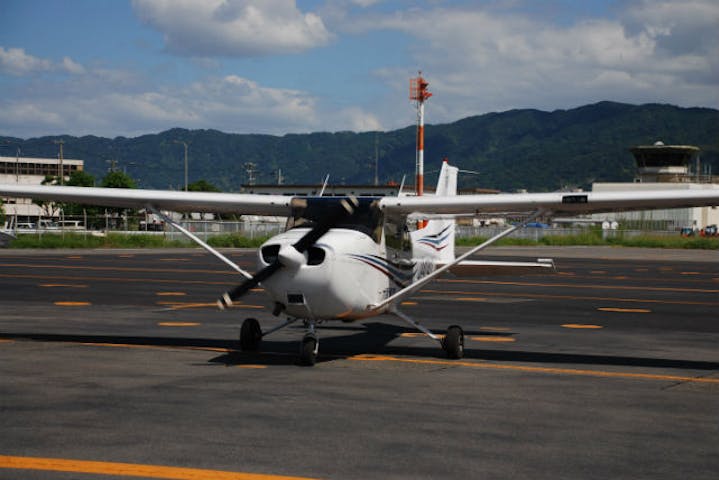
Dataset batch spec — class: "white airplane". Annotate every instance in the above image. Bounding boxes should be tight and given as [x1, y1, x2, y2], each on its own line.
[1, 161, 718, 365]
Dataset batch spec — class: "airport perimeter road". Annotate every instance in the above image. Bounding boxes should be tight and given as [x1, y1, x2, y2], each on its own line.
[0, 248, 718, 480]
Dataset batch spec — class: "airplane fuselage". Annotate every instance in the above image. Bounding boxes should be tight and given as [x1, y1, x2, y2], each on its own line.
[258, 228, 404, 320]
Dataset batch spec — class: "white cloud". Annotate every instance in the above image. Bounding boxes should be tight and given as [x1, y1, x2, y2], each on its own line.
[131, 0, 331, 57]
[345, 1, 719, 127]
[0, 47, 52, 76]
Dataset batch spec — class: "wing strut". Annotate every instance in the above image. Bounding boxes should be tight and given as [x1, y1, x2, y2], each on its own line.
[147, 207, 253, 280]
[371, 209, 547, 312]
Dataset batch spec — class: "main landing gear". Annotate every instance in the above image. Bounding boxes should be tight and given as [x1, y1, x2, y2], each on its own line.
[238, 317, 320, 366]
[390, 308, 465, 360]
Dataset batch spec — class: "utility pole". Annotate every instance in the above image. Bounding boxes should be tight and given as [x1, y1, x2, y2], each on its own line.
[244, 162, 258, 186]
[53, 139, 65, 185]
[374, 133, 379, 186]
[174, 140, 189, 191]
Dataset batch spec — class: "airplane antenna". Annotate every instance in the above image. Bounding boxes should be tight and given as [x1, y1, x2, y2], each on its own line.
[319, 174, 330, 196]
[398, 174, 406, 196]
[409, 71, 432, 197]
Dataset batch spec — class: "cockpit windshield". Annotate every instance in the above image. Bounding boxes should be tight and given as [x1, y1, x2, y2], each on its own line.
[286, 197, 384, 243]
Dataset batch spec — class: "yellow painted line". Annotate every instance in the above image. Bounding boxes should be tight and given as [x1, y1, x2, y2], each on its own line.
[680, 272, 701, 275]
[39, 283, 88, 288]
[0, 339, 13, 343]
[479, 326, 511, 332]
[455, 297, 488, 302]
[157, 322, 200, 327]
[562, 324, 603, 329]
[440, 278, 719, 294]
[401, 301, 418, 306]
[0, 455, 319, 480]
[590, 270, 607, 274]
[80, 343, 231, 353]
[634, 268, 649, 272]
[118, 254, 135, 258]
[0, 272, 236, 287]
[250, 288, 264, 292]
[471, 336, 516, 343]
[0, 262, 236, 276]
[348, 355, 719, 384]
[400, 332, 443, 339]
[597, 307, 651, 313]
[156, 292, 187, 296]
[160, 258, 190, 262]
[54, 301, 91, 307]
[420, 289, 719, 307]
[156, 301, 264, 310]
[238, 365, 268, 369]
[66, 255, 83, 259]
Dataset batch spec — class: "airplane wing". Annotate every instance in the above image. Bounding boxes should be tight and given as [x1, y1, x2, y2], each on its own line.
[0, 184, 293, 216]
[379, 188, 719, 216]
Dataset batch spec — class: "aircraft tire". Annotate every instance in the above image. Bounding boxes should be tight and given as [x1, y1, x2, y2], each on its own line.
[299, 334, 318, 366]
[240, 317, 262, 351]
[443, 325, 464, 359]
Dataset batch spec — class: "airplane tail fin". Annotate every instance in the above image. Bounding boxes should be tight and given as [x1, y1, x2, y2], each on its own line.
[410, 160, 458, 263]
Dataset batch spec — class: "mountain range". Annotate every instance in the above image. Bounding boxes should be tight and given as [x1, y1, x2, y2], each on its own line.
[2, 101, 717, 193]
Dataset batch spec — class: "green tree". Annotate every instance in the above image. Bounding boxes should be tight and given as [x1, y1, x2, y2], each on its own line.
[33, 175, 62, 217]
[187, 179, 221, 192]
[101, 170, 137, 189]
[64, 170, 98, 217]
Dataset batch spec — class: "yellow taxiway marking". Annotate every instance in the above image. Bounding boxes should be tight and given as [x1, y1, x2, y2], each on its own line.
[590, 270, 607, 274]
[79, 343, 231, 353]
[479, 326, 512, 332]
[470, 336, 516, 342]
[159, 258, 190, 262]
[156, 301, 264, 310]
[53, 301, 91, 307]
[156, 291, 187, 296]
[0, 455, 319, 480]
[680, 271, 701, 275]
[562, 324, 603, 329]
[0, 339, 13, 343]
[250, 288, 264, 292]
[420, 288, 719, 307]
[597, 307, 651, 313]
[118, 254, 135, 258]
[348, 355, 719, 384]
[440, 278, 719, 295]
[401, 301, 418, 306]
[65, 255, 83, 259]
[238, 365, 268, 369]
[39, 283, 88, 288]
[455, 297, 488, 302]
[0, 262, 236, 276]
[157, 322, 200, 327]
[400, 332, 443, 339]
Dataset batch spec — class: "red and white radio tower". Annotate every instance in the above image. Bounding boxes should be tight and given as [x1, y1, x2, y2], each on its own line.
[409, 72, 432, 197]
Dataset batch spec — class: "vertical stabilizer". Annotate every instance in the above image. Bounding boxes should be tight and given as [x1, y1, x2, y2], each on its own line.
[410, 160, 458, 263]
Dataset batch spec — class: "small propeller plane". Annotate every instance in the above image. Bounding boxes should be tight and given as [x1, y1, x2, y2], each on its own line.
[1, 161, 718, 365]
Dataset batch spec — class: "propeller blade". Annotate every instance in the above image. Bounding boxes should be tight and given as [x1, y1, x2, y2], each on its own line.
[292, 197, 358, 253]
[217, 261, 282, 308]
[217, 196, 358, 309]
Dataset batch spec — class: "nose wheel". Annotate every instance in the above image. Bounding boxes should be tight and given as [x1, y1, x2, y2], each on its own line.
[239, 317, 262, 351]
[300, 333, 319, 366]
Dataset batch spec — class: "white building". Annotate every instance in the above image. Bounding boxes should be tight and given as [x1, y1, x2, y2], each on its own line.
[1, 155, 84, 221]
[591, 142, 718, 230]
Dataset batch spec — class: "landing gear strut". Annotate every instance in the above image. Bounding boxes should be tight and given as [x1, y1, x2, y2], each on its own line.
[299, 320, 319, 366]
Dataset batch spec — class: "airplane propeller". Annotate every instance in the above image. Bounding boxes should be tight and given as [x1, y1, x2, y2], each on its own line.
[217, 196, 359, 309]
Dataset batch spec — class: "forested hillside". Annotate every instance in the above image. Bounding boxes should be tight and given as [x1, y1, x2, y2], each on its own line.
[2, 101, 717, 192]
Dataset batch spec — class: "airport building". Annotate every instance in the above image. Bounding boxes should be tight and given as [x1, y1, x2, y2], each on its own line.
[0, 155, 84, 222]
[591, 142, 719, 230]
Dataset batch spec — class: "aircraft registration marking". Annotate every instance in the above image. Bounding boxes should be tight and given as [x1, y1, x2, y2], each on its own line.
[0, 455, 319, 480]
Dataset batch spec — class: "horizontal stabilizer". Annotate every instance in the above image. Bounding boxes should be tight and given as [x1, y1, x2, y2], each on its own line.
[443, 258, 555, 276]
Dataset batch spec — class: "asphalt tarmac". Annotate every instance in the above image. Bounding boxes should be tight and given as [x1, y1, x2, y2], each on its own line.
[0, 247, 717, 479]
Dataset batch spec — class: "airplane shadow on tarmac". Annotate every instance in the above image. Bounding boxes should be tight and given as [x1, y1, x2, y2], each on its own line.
[3, 322, 719, 372]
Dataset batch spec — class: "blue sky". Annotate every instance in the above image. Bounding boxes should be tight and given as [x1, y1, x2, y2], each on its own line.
[1, 0, 717, 138]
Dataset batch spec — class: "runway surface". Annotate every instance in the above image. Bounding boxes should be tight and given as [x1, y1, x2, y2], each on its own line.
[0, 247, 718, 479]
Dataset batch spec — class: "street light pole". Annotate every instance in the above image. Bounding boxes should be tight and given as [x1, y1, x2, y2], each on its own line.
[53, 139, 65, 185]
[174, 140, 189, 191]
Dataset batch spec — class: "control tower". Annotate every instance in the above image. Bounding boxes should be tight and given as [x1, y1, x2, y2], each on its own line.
[630, 141, 700, 183]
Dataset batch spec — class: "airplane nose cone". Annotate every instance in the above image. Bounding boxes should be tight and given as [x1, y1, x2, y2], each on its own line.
[277, 244, 306, 269]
